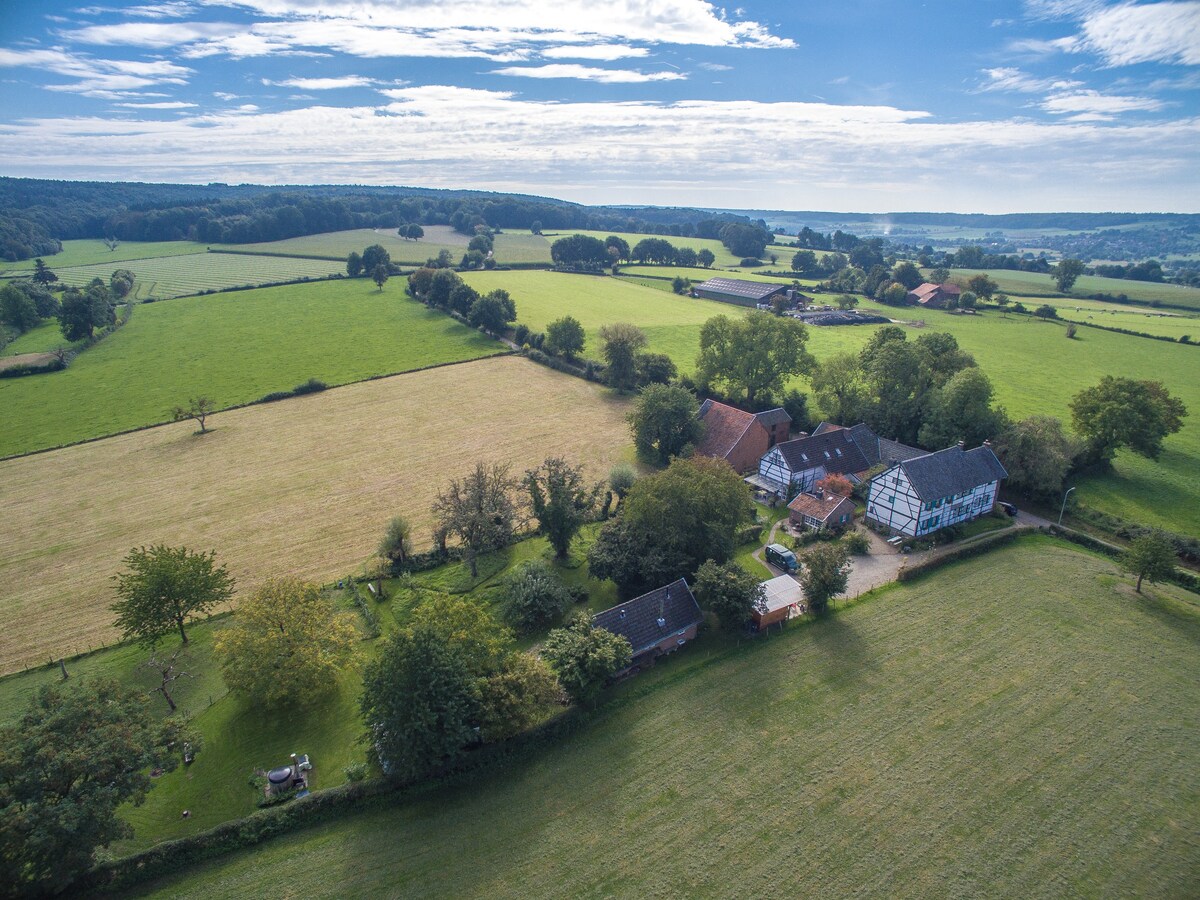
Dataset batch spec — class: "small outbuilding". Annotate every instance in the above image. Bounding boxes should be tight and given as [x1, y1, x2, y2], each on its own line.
[592, 579, 703, 676]
[788, 489, 856, 533]
[752, 575, 805, 630]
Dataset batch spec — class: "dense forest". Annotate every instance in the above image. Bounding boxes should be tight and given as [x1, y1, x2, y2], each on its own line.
[0, 178, 758, 262]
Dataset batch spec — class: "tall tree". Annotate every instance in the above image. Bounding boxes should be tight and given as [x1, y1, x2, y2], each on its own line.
[500, 560, 573, 633]
[215, 577, 357, 706]
[544, 315, 586, 358]
[1119, 532, 1177, 594]
[372, 263, 389, 291]
[1070, 376, 1187, 462]
[111, 545, 235, 645]
[628, 383, 703, 464]
[0, 283, 39, 333]
[541, 616, 631, 706]
[891, 260, 923, 290]
[523, 457, 600, 559]
[810, 352, 869, 425]
[361, 243, 391, 274]
[172, 396, 216, 434]
[992, 415, 1078, 499]
[468, 289, 516, 334]
[378, 515, 414, 573]
[695, 311, 812, 406]
[799, 542, 851, 613]
[693, 559, 766, 631]
[918, 368, 1006, 449]
[433, 462, 520, 577]
[1051, 258, 1086, 292]
[967, 273, 997, 299]
[0, 680, 196, 896]
[598, 322, 648, 392]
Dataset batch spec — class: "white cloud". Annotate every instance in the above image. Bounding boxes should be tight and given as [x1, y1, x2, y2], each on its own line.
[0, 47, 192, 95]
[542, 44, 649, 61]
[0, 86, 1194, 211]
[698, 61, 732, 71]
[489, 64, 686, 83]
[978, 66, 1082, 93]
[114, 100, 198, 107]
[1041, 88, 1166, 115]
[269, 75, 374, 89]
[1074, 1, 1200, 66]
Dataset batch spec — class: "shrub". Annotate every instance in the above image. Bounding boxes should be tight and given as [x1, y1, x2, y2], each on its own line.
[843, 531, 870, 555]
[292, 378, 327, 395]
[343, 762, 367, 783]
[735, 523, 764, 545]
[500, 560, 573, 633]
[739, 257, 762, 267]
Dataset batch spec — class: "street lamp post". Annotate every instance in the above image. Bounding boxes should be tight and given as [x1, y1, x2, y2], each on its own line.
[1058, 486, 1076, 527]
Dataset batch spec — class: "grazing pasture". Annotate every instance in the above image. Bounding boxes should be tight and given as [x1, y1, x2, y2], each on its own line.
[944, 267, 1200, 309]
[0, 278, 503, 457]
[0, 355, 632, 674]
[0, 319, 87, 356]
[129, 538, 1200, 899]
[46, 253, 343, 300]
[219, 226, 553, 265]
[0, 238, 207, 274]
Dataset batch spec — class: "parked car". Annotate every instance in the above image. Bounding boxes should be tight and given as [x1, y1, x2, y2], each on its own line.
[765, 543, 798, 573]
[999, 502, 1018, 517]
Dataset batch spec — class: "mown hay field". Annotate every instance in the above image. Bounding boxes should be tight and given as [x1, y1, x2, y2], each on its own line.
[0, 356, 632, 674]
[218, 226, 553, 265]
[47, 253, 344, 300]
[0, 279, 503, 457]
[0, 238, 208, 274]
[130, 538, 1200, 898]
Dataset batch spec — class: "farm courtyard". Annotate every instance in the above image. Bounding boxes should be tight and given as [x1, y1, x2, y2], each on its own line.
[0, 356, 633, 674]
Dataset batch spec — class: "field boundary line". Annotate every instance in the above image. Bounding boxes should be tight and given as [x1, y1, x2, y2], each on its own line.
[0, 350, 513, 463]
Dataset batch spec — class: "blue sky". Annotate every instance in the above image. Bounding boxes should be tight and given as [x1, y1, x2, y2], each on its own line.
[0, 0, 1197, 212]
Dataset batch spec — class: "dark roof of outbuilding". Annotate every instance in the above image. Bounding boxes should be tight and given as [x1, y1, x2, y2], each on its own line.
[896, 445, 1008, 501]
[696, 399, 758, 461]
[592, 579, 702, 655]
[753, 407, 792, 428]
[774, 428, 869, 476]
[694, 278, 787, 301]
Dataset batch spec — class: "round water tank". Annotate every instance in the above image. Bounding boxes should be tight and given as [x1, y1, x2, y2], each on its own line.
[267, 765, 293, 785]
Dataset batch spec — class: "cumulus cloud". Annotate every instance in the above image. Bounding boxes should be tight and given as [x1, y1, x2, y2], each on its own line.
[268, 75, 375, 89]
[0, 86, 1194, 211]
[489, 64, 686, 83]
[541, 44, 649, 61]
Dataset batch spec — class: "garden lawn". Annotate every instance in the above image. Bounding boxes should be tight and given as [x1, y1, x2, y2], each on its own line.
[0, 355, 634, 673]
[217, 226, 552, 266]
[128, 537, 1200, 898]
[0, 278, 503, 457]
[48, 253, 344, 301]
[0, 239, 207, 274]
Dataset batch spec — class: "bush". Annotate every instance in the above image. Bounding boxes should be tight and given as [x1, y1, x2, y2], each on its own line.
[343, 762, 367, 783]
[500, 560, 573, 633]
[843, 531, 870, 555]
[735, 523, 764, 545]
[292, 378, 327, 395]
[0, 358, 66, 378]
[896, 530, 1017, 582]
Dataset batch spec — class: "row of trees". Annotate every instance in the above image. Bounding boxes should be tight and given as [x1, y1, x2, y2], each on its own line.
[406, 268, 517, 333]
[549, 233, 719, 272]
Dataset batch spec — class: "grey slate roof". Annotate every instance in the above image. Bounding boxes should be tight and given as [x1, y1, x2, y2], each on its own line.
[775, 428, 869, 476]
[694, 278, 787, 301]
[592, 579, 702, 655]
[754, 407, 792, 428]
[897, 445, 1008, 501]
[846, 423, 925, 468]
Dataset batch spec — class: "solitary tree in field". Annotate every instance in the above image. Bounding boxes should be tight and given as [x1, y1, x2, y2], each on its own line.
[433, 462, 520, 577]
[216, 577, 357, 706]
[544, 315, 586, 358]
[523, 457, 601, 559]
[172, 396, 216, 434]
[112, 545, 235, 645]
[1052, 258, 1086, 292]
[799, 542, 851, 613]
[372, 263, 389, 291]
[1119, 532, 1176, 594]
[1070, 376, 1187, 462]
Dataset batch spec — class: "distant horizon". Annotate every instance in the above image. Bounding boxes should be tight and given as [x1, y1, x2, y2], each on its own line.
[1, 1, 1197, 212]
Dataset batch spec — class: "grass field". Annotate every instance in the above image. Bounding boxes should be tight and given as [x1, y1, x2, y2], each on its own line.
[560, 230, 745, 268]
[0, 319, 87, 356]
[0, 239, 207, 274]
[127, 537, 1200, 898]
[219, 226, 553, 265]
[944, 267, 1200, 309]
[0, 355, 633, 674]
[45, 253, 344, 301]
[618, 265, 816, 286]
[0, 279, 504, 457]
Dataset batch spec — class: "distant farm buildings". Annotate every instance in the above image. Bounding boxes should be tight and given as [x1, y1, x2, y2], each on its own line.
[907, 282, 961, 308]
[693, 277, 789, 307]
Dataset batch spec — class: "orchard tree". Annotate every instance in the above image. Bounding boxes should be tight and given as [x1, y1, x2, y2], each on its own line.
[0, 680, 197, 896]
[432, 462, 520, 577]
[628, 383, 703, 464]
[544, 315, 586, 357]
[111, 545, 235, 646]
[693, 559, 765, 631]
[541, 616, 631, 706]
[1119, 532, 1177, 594]
[523, 456, 601, 558]
[216, 577, 357, 706]
[598, 322, 648, 392]
[1070, 376, 1187, 462]
[695, 311, 812, 406]
[799, 542, 850, 612]
[1052, 258, 1086, 292]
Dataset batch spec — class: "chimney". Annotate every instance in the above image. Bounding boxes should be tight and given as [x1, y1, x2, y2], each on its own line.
[957, 440, 965, 450]
[983, 439, 991, 448]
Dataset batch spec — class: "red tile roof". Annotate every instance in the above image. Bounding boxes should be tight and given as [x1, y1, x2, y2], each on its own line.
[787, 491, 856, 523]
[696, 399, 757, 461]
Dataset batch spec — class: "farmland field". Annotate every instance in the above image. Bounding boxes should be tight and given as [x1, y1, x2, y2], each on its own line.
[943, 267, 1200, 309]
[560, 229, 745, 267]
[47, 252, 344, 300]
[219, 225, 553, 265]
[0, 278, 503, 457]
[618, 264, 816, 286]
[129, 538, 1200, 898]
[0, 319, 87, 356]
[0, 238, 207, 274]
[0, 355, 633, 674]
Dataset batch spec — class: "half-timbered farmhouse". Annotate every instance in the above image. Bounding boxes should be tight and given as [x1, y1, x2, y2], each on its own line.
[866, 442, 1008, 537]
[813, 422, 925, 469]
[695, 399, 791, 473]
[752, 427, 869, 496]
[592, 579, 703, 676]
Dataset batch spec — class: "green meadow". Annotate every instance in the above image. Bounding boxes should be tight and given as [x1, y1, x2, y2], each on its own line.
[560, 229, 745, 267]
[0, 279, 503, 457]
[126, 538, 1200, 898]
[220, 226, 553, 265]
[944, 267, 1200, 310]
[0, 238, 208, 274]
